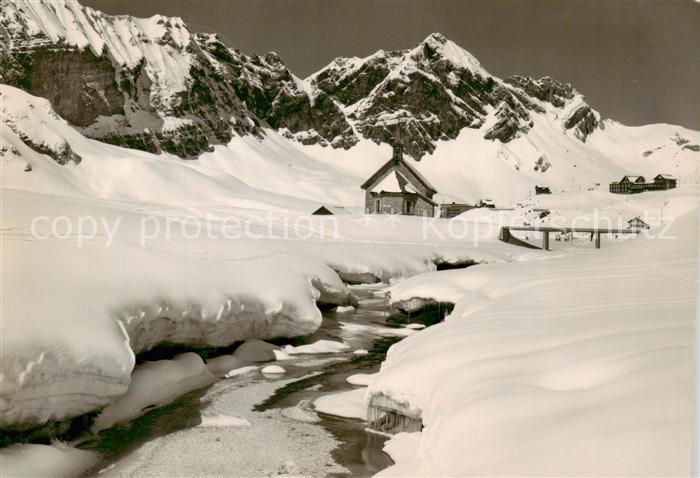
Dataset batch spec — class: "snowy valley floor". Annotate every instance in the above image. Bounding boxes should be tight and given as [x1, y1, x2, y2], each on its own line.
[1, 179, 698, 476]
[1, 51, 699, 477]
[370, 210, 697, 477]
[1, 285, 408, 477]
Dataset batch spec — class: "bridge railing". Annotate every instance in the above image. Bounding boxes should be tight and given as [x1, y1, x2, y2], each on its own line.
[500, 226, 640, 250]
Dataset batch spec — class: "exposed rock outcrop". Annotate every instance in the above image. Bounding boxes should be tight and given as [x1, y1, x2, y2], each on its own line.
[1, 0, 605, 160]
[564, 105, 600, 142]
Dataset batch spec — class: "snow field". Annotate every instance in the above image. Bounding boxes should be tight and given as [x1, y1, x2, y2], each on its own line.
[370, 211, 697, 476]
[92, 353, 216, 432]
[0, 442, 99, 478]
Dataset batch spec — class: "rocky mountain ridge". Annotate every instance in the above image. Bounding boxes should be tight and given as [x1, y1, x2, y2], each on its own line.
[1, 0, 608, 160]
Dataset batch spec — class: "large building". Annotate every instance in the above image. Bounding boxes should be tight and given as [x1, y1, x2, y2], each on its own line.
[361, 146, 437, 216]
[609, 175, 647, 193]
[609, 174, 677, 194]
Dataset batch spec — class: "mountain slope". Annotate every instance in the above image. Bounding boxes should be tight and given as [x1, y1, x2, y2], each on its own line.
[1, 0, 697, 205]
[0, 0, 354, 157]
[0, 85, 363, 209]
[305, 33, 599, 158]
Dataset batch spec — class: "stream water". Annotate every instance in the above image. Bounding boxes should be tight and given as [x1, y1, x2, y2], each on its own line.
[78, 284, 402, 477]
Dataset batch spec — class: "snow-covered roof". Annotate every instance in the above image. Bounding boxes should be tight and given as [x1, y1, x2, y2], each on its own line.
[654, 174, 675, 180]
[361, 156, 437, 195]
[621, 175, 645, 183]
[371, 171, 405, 193]
[311, 205, 351, 215]
[628, 216, 648, 224]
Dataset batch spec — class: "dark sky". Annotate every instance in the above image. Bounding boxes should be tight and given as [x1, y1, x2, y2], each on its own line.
[83, 0, 700, 130]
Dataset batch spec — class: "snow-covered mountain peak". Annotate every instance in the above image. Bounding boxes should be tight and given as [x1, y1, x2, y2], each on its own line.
[412, 32, 488, 76]
[0, 84, 83, 166]
[2, 0, 697, 183]
[0, 0, 191, 67]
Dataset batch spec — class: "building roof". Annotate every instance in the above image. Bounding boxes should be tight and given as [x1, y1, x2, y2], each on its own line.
[311, 205, 351, 215]
[370, 171, 404, 193]
[621, 175, 645, 183]
[361, 157, 437, 195]
[627, 216, 650, 228]
[654, 174, 675, 180]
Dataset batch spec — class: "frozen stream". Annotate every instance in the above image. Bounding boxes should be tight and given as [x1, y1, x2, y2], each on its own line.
[79, 285, 401, 477]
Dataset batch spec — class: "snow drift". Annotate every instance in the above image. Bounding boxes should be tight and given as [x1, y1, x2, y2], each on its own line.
[370, 212, 697, 476]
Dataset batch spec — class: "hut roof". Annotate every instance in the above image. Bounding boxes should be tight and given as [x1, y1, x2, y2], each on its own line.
[311, 205, 350, 215]
[361, 157, 437, 195]
[654, 174, 675, 180]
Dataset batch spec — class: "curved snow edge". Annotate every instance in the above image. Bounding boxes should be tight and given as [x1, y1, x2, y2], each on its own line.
[0, 267, 354, 430]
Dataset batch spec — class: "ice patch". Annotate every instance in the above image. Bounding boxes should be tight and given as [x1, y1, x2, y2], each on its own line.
[284, 340, 350, 355]
[224, 366, 259, 378]
[261, 365, 286, 375]
[335, 305, 356, 313]
[340, 322, 415, 337]
[346, 373, 378, 386]
[314, 388, 368, 420]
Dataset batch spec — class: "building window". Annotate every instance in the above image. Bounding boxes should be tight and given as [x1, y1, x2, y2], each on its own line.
[375, 198, 381, 213]
[404, 199, 415, 215]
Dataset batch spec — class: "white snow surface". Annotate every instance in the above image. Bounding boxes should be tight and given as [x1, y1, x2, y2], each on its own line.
[371, 212, 697, 476]
[346, 373, 378, 386]
[1, 187, 363, 426]
[261, 365, 286, 375]
[1, 0, 192, 108]
[313, 388, 368, 420]
[0, 442, 99, 478]
[92, 353, 216, 432]
[283, 340, 350, 355]
[1, 70, 697, 442]
[224, 366, 259, 378]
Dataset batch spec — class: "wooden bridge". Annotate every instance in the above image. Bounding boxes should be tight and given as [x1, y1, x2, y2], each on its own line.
[499, 226, 641, 251]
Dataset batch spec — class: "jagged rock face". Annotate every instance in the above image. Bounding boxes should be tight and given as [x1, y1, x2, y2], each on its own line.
[308, 34, 506, 157]
[195, 37, 356, 149]
[11, 47, 125, 127]
[0, 0, 258, 158]
[306, 33, 598, 158]
[19, 134, 82, 165]
[1, 0, 605, 160]
[504, 75, 574, 108]
[564, 105, 600, 142]
[312, 51, 405, 106]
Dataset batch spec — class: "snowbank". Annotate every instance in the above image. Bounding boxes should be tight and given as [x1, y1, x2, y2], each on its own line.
[314, 388, 368, 420]
[284, 340, 350, 355]
[339, 322, 416, 338]
[1, 190, 358, 428]
[205, 355, 244, 375]
[261, 365, 286, 375]
[346, 373, 378, 386]
[0, 442, 99, 477]
[371, 212, 697, 476]
[93, 353, 216, 432]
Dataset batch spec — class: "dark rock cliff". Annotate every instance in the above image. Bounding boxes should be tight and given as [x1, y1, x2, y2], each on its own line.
[1, 0, 604, 160]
